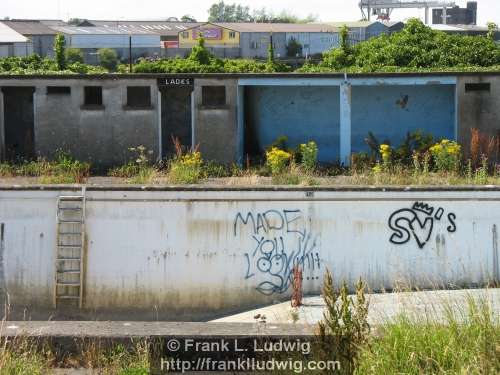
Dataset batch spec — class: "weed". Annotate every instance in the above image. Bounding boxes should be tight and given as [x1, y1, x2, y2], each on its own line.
[316, 270, 370, 374]
[356, 293, 500, 374]
[298, 141, 319, 172]
[266, 147, 292, 176]
[168, 151, 203, 184]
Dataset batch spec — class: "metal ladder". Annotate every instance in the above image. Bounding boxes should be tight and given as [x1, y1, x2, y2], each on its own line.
[54, 191, 86, 309]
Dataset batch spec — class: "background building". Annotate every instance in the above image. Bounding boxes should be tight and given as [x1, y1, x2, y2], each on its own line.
[50, 26, 161, 64]
[0, 22, 33, 57]
[1, 20, 62, 57]
[179, 22, 341, 58]
[433, 1, 477, 25]
[80, 20, 200, 58]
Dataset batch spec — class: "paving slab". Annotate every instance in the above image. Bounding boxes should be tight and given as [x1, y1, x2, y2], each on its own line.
[212, 289, 500, 325]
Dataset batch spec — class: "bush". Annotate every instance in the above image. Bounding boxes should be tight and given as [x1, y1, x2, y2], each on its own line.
[98, 48, 119, 71]
[298, 141, 318, 171]
[317, 270, 370, 373]
[65, 48, 84, 64]
[286, 37, 303, 57]
[168, 151, 203, 184]
[266, 147, 292, 175]
[429, 139, 462, 172]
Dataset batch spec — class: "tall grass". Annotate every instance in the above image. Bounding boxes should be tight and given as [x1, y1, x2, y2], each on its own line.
[356, 293, 500, 374]
[0, 152, 90, 184]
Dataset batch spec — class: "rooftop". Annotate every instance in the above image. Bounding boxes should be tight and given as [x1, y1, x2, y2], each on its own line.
[83, 20, 201, 36]
[49, 25, 160, 36]
[190, 22, 339, 33]
[0, 22, 28, 43]
[1, 20, 59, 35]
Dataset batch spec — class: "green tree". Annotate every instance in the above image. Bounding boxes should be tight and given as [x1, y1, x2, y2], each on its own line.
[98, 48, 118, 71]
[487, 22, 498, 41]
[267, 34, 275, 64]
[67, 18, 84, 26]
[53, 33, 66, 70]
[286, 37, 303, 57]
[208, 1, 251, 22]
[65, 48, 84, 64]
[181, 15, 197, 22]
[188, 35, 213, 65]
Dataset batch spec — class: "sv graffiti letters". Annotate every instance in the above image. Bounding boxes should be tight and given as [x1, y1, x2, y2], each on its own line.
[389, 202, 457, 249]
[234, 210, 321, 296]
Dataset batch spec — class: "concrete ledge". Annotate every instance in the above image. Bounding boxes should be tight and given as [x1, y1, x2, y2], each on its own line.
[0, 184, 499, 192]
[0, 321, 314, 339]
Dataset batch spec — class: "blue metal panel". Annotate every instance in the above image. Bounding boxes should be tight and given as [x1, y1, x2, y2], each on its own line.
[351, 85, 456, 153]
[245, 86, 340, 162]
[238, 76, 457, 87]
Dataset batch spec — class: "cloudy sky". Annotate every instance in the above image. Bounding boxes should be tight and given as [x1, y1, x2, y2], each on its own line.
[2, 0, 499, 25]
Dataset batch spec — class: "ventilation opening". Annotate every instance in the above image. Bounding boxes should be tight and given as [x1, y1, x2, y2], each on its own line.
[202, 86, 226, 107]
[126, 86, 151, 108]
[47, 86, 71, 95]
[83, 86, 103, 107]
[465, 83, 491, 93]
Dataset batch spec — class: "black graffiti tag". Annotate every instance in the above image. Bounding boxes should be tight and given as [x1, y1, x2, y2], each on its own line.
[389, 202, 457, 249]
[235, 209, 321, 296]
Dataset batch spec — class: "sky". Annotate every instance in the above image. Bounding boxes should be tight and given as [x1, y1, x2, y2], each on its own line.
[1, 0, 499, 26]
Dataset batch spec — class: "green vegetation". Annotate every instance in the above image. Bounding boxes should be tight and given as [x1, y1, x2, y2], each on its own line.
[356, 294, 500, 374]
[1, 18, 499, 75]
[286, 37, 303, 57]
[207, 1, 317, 23]
[0, 339, 149, 375]
[0, 54, 106, 75]
[98, 48, 119, 72]
[65, 47, 84, 64]
[0, 151, 90, 183]
[130, 35, 291, 73]
[53, 33, 66, 70]
[300, 18, 500, 73]
[317, 270, 370, 374]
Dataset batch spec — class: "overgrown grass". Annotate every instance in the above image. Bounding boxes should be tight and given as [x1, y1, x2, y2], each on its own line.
[0, 338, 150, 375]
[356, 294, 500, 374]
[0, 152, 90, 184]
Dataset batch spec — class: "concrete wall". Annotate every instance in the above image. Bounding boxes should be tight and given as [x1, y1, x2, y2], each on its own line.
[0, 187, 499, 320]
[192, 78, 239, 164]
[244, 86, 340, 162]
[352, 84, 456, 153]
[0, 77, 160, 168]
[457, 75, 500, 156]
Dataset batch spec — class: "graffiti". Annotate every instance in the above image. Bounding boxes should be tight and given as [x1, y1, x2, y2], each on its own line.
[389, 202, 457, 249]
[234, 210, 321, 296]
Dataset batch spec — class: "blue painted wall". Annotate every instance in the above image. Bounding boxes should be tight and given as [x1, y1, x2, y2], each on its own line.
[245, 86, 340, 162]
[351, 85, 456, 153]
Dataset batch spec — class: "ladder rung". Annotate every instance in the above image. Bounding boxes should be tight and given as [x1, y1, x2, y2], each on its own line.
[57, 282, 81, 286]
[56, 296, 80, 300]
[57, 270, 81, 274]
[59, 196, 84, 200]
[59, 221, 83, 224]
[58, 232, 82, 235]
[57, 258, 81, 261]
[58, 207, 82, 211]
[58, 245, 81, 249]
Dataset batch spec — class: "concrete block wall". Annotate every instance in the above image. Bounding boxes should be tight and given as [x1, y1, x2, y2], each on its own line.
[0, 77, 160, 169]
[192, 78, 239, 165]
[457, 75, 500, 156]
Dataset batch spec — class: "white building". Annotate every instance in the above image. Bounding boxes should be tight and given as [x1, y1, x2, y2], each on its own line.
[0, 22, 33, 57]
